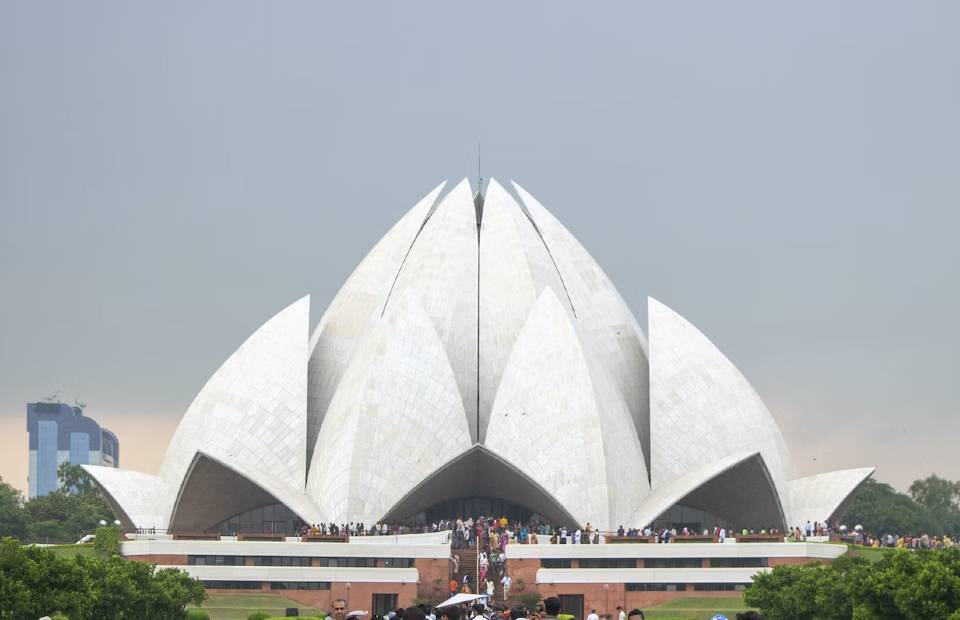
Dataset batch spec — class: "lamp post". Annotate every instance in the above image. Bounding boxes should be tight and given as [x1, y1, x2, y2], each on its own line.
[603, 583, 609, 617]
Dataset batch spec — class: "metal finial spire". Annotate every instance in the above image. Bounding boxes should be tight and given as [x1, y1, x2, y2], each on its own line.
[477, 142, 482, 193]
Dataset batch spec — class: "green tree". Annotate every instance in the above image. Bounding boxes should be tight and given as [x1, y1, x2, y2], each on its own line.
[910, 474, 960, 514]
[0, 536, 206, 619]
[844, 479, 943, 536]
[58, 461, 98, 495]
[0, 478, 26, 539]
[746, 547, 960, 619]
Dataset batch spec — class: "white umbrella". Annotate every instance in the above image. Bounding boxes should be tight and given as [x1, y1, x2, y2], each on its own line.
[436, 593, 488, 608]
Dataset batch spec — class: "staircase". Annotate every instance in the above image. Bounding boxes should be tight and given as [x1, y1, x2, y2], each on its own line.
[452, 544, 479, 594]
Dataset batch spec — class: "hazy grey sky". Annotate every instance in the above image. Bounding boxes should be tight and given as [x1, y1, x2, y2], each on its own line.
[2, 1, 958, 495]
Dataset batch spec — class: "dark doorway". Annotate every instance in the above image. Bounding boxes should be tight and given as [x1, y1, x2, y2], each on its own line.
[559, 594, 584, 620]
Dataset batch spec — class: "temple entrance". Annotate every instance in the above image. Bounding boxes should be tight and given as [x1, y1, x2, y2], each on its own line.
[381, 445, 580, 528]
[403, 496, 541, 526]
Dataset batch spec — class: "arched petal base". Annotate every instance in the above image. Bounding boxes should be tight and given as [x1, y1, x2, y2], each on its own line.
[81, 465, 171, 531]
[786, 467, 875, 529]
[381, 445, 581, 528]
[631, 452, 786, 531]
[169, 453, 318, 533]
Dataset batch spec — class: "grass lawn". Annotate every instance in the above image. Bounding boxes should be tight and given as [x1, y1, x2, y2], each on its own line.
[189, 592, 326, 620]
[845, 544, 886, 563]
[643, 594, 754, 619]
[42, 543, 96, 558]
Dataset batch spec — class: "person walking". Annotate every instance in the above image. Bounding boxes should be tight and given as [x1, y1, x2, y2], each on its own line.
[500, 574, 512, 601]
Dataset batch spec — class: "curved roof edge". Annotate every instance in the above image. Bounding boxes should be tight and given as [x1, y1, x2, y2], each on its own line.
[169, 450, 323, 532]
[786, 467, 876, 528]
[381, 444, 583, 529]
[81, 465, 171, 531]
[627, 451, 782, 528]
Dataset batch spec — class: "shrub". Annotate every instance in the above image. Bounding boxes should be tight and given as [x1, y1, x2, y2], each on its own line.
[185, 610, 211, 620]
[516, 592, 542, 607]
[248, 613, 271, 620]
[93, 525, 120, 557]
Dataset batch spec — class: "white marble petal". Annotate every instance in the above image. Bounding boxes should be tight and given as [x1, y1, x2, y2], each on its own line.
[81, 465, 172, 530]
[387, 179, 480, 440]
[786, 467, 875, 529]
[648, 297, 794, 495]
[159, 296, 311, 516]
[307, 290, 474, 523]
[308, 182, 446, 456]
[485, 288, 649, 530]
[512, 181, 651, 468]
[478, 178, 568, 441]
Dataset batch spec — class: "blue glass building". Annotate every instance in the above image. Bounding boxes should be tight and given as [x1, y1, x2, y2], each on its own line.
[26, 402, 119, 498]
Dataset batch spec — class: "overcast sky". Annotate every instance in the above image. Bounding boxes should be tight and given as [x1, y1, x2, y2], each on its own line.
[2, 1, 958, 496]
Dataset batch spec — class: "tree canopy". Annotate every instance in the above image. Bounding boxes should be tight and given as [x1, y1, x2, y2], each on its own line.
[745, 548, 960, 619]
[0, 536, 206, 619]
[844, 477, 960, 537]
[0, 464, 114, 543]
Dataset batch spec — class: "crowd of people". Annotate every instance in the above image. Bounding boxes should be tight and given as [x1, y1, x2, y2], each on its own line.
[337, 596, 766, 620]
[614, 524, 781, 543]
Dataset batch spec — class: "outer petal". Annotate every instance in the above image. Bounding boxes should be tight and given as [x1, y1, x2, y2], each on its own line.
[485, 288, 649, 530]
[627, 451, 786, 531]
[307, 290, 474, 524]
[308, 182, 445, 458]
[786, 467, 875, 529]
[512, 181, 651, 469]
[169, 451, 322, 532]
[386, 179, 479, 440]
[159, 296, 311, 517]
[648, 297, 794, 497]
[478, 178, 568, 440]
[81, 465, 171, 530]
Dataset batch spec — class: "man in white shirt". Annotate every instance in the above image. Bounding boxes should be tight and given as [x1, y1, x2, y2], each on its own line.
[587, 610, 599, 620]
[616, 606, 626, 620]
[500, 574, 512, 600]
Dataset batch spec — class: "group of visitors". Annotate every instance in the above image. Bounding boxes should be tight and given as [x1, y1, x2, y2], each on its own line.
[450, 515, 570, 550]
[851, 531, 955, 549]
[350, 598, 766, 620]
[615, 524, 780, 543]
[368, 596, 654, 620]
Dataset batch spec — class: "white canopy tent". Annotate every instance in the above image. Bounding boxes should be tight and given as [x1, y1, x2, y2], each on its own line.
[436, 593, 489, 609]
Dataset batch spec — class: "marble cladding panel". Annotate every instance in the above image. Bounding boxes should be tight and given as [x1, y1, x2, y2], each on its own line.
[648, 297, 794, 495]
[485, 289, 649, 530]
[513, 181, 651, 466]
[307, 290, 473, 523]
[159, 296, 311, 513]
[307, 182, 445, 453]
[478, 179, 569, 441]
[387, 179, 479, 440]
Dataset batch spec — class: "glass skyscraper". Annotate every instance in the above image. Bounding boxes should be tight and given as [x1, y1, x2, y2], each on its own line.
[26, 402, 119, 498]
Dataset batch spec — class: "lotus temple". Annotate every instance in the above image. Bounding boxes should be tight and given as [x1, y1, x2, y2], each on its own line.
[83, 179, 874, 611]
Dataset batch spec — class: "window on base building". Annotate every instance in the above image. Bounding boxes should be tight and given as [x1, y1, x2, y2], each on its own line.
[373, 593, 399, 616]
